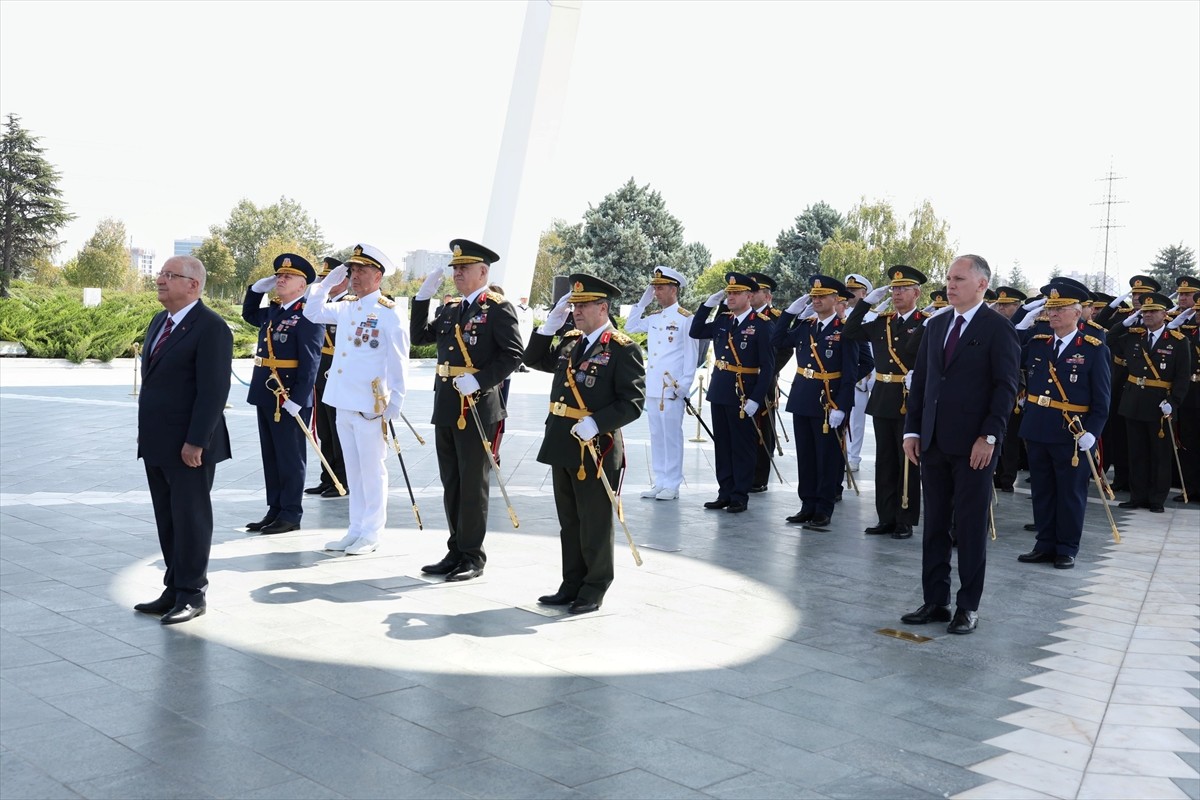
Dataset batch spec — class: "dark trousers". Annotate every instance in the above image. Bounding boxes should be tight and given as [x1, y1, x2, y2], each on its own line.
[256, 405, 311, 523]
[1026, 439, 1090, 557]
[753, 407, 776, 487]
[794, 415, 844, 518]
[551, 466, 616, 604]
[314, 400, 346, 489]
[994, 409, 1022, 489]
[874, 416, 920, 526]
[435, 423, 491, 566]
[1102, 382, 1128, 486]
[144, 461, 216, 605]
[712, 403, 758, 505]
[919, 443, 998, 612]
[1179, 406, 1200, 500]
[1126, 417, 1174, 506]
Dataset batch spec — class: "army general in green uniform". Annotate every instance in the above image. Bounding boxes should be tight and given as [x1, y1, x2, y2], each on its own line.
[523, 274, 646, 614]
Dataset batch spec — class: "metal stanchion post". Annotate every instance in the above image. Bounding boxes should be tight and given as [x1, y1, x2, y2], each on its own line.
[130, 343, 140, 396]
[689, 374, 707, 443]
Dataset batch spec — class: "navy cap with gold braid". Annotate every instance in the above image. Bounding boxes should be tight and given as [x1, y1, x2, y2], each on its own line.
[567, 273, 620, 303]
[273, 253, 316, 283]
[448, 239, 500, 267]
[1138, 292, 1171, 312]
[1040, 281, 1089, 308]
[317, 256, 342, 277]
[725, 272, 759, 293]
[1129, 274, 1162, 294]
[1175, 275, 1199, 295]
[992, 286, 1028, 304]
[930, 287, 949, 308]
[808, 274, 850, 299]
[886, 265, 927, 287]
[747, 272, 777, 292]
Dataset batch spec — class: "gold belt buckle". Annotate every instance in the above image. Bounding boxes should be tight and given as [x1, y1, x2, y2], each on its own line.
[1136, 377, 1146, 387]
[802, 368, 815, 379]
[1036, 395, 1051, 407]
[254, 356, 264, 367]
[715, 361, 727, 371]
[550, 401, 567, 416]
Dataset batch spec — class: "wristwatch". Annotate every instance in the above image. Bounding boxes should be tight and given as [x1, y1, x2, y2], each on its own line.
[983, 434, 997, 445]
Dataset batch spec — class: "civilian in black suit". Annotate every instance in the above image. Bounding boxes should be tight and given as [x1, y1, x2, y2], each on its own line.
[901, 255, 1020, 635]
[135, 255, 233, 625]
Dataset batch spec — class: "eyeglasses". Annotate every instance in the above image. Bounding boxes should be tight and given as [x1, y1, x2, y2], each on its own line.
[157, 271, 195, 282]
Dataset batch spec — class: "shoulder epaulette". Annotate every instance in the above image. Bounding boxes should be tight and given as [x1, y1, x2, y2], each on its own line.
[1032, 334, 1053, 341]
[564, 329, 583, 338]
[446, 297, 464, 306]
[1171, 330, 1185, 340]
[485, 291, 505, 303]
[270, 298, 280, 306]
[1084, 334, 1102, 346]
[768, 307, 782, 318]
[1131, 327, 1146, 335]
[647, 309, 662, 316]
[678, 307, 693, 317]
[1086, 319, 1105, 330]
[377, 296, 395, 309]
[610, 330, 633, 346]
[343, 294, 358, 302]
[880, 310, 897, 318]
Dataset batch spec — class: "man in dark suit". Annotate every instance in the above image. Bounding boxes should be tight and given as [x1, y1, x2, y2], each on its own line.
[410, 240, 524, 581]
[135, 256, 233, 625]
[901, 254, 1021, 635]
[523, 274, 646, 614]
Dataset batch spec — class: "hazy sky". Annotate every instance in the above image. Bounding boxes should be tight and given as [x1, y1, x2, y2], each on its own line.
[2, 0, 1197, 291]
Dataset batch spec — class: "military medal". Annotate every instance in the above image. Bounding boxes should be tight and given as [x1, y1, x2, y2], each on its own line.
[826, 349, 833, 358]
[370, 339, 379, 349]
[354, 339, 362, 347]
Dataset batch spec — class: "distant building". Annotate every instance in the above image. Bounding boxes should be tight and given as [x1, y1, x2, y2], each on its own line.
[403, 249, 452, 280]
[130, 247, 156, 277]
[174, 236, 206, 257]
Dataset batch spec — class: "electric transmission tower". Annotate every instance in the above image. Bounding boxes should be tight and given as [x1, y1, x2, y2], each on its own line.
[1092, 162, 1126, 291]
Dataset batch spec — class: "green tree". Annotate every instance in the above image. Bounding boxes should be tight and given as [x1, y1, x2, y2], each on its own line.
[556, 178, 705, 300]
[1005, 260, 1032, 294]
[817, 199, 955, 295]
[63, 218, 131, 289]
[249, 235, 317, 284]
[770, 201, 843, 299]
[530, 223, 567, 306]
[0, 114, 75, 297]
[192, 234, 236, 297]
[1148, 242, 1197, 287]
[209, 196, 328, 289]
[692, 262, 732, 299]
[27, 254, 64, 287]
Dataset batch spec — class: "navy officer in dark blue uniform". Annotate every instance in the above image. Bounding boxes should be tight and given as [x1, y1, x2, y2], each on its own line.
[242, 254, 324, 534]
[1017, 280, 1111, 569]
[772, 275, 858, 528]
[689, 272, 775, 513]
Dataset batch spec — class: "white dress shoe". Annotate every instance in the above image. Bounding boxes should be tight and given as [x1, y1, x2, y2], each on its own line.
[324, 533, 358, 551]
[344, 539, 379, 556]
[640, 486, 660, 499]
[655, 488, 679, 500]
[848, 461, 861, 473]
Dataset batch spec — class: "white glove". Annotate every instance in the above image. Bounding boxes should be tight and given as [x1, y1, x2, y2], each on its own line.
[571, 416, 599, 441]
[251, 276, 277, 293]
[1160, 400, 1173, 416]
[1121, 311, 1142, 328]
[1020, 297, 1042, 311]
[637, 286, 654, 307]
[923, 305, 953, 327]
[862, 311, 880, 324]
[384, 398, 401, 421]
[1014, 311, 1040, 331]
[282, 399, 302, 418]
[903, 372, 913, 390]
[1076, 432, 1096, 451]
[415, 267, 446, 301]
[828, 409, 846, 428]
[1017, 396, 1026, 408]
[704, 290, 726, 308]
[786, 294, 811, 315]
[743, 399, 759, 416]
[1167, 308, 1195, 329]
[321, 264, 347, 288]
[538, 295, 571, 335]
[453, 374, 481, 396]
[864, 286, 889, 305]
[1110, 290, 1132, 309]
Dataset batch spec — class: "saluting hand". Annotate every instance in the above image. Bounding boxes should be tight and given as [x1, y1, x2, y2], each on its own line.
[415, 266, 446, 301]
[321, 264, 348, 288]
[704, 290, 726, 309]
[251, 276, 277, 293]
[637, 286, 655, 308]
[864, 286, 888, 305]
[539, 294, 571, 334]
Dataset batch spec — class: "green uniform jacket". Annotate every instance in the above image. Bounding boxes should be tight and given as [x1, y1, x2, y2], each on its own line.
[523, 325, 646, 470]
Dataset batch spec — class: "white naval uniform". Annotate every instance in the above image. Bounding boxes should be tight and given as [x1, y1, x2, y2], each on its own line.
[304, 287, 409, 544]
[848, 353, 872, 469]
[625, 302, 700, 493]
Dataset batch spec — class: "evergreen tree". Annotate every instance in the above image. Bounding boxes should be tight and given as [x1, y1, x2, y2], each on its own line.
[1148, 242, 1197, 286]
[770, 201, 843, 299]
[0, 114, 74, 297]
[209, 196, 328, 290]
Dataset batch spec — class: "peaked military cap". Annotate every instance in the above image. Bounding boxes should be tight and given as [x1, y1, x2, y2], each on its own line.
[1040, 281, 1089, 308]
[885, 265, 927, 287]
[567, 273, 620, 303]
[930, 287, 949, 308]
[992, 286, 1028, 304]
[1129, 274, 1161, 294]
[650, 265, 686, 289]
[808, 274, 848, 298]
[1138, 292, 1171, 312]
[273, 253, 316, 283]
[346, 244, 396, 276]
[747, 272, 777, 292]
[844, 273, 873, 293]
[1091, 291, 1115, 307]
[317, 256, 343, 277]
[724, 272, 759, 293]
[984, 288, 998, 302]
[1175, 275, 1199, 294]
[448, 239, 500, 267]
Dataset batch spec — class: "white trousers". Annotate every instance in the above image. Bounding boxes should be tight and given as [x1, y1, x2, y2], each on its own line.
[848, 384, 869, 464]
[647, 397, 686, 491]
[336, 412, 389, 544]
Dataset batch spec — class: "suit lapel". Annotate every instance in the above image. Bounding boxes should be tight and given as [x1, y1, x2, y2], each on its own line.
[145, 303, 203, 376]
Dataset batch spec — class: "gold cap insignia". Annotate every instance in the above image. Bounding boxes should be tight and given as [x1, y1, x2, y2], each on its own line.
[893, 270, 902, 280]
[813, 279, 823, 289]
[573, 281, 584, 292]
[999, 291, 1008, 299]
[1050, 288, 1060, 299]
[655, 269, 663, 279]
[1134, 279, 1143, 287]
[728, 276, 736, 285]
[453, 245, 462, 257]
[282, 257, 292, 268]
[353, 246, 363, 257]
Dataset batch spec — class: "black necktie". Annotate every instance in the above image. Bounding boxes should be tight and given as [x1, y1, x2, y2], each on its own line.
[1054, 339, 1063, 359]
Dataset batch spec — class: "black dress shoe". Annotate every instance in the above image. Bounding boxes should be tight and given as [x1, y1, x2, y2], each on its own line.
[703, 498, 731, 509]
[1018, 550, 1056, 564]
[786, 510, 813, 524]
[321, 486, 346, 498]
[446, 562, 484, 582]
[568, 599, 600, 615]
[421, 556, 459, 575]
[997, 485, 1014, 493]
[891, 524, 913, 540]
[947, 608, 978, 634]
[804, 514, 831, 528]
[833, 492, 843, 504]
[260, 520, 300, 535]
[1148, 505, 1165, 513]
[1023, 523, 1037, 531]
[161, 602, 206, 625]
[1054, 555, 1075, 569]
[1110, 483, 1129, 492]
[245, 516, 276, 531]
[748, 485, 768, 494]
[537, 591, 576, 606]
[725, 503, 748, 513]
[134, 595, 175, 615]
[1117, 500, 1142, 509]
[864, 522, 895, 535]
[305, 484, 331, 495]
[901, 603, 952, 624]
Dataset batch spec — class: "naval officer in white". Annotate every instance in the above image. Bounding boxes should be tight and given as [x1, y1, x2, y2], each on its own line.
[303, 243, 409, 555]
[625, 266, 700, 500]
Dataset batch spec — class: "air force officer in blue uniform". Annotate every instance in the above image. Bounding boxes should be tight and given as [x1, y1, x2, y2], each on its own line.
[1017, 281, 1111, 569]
[242, 254, 324, 535]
